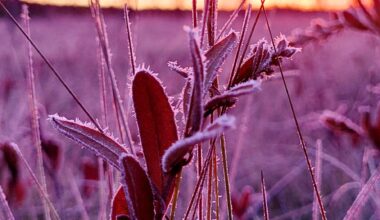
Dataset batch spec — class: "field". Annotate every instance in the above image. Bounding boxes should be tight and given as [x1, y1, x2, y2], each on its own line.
[1, 2, 380, 220]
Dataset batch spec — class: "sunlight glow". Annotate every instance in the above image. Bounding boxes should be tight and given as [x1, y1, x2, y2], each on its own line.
[21, 0, 372, 11]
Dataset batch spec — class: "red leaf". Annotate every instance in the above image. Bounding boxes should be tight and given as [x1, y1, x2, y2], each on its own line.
[132, 70, 178, 201]
[232, 57, 253, 86]
[111, 186, 129, 220]
[119, 155, 155, 220]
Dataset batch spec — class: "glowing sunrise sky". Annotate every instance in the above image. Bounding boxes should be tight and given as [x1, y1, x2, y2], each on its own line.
[21, 0, 372, 11]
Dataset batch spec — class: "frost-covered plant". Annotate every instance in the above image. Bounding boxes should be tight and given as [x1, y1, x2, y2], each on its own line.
[289, 0, 380, 46]
[46, 1, 301, 218]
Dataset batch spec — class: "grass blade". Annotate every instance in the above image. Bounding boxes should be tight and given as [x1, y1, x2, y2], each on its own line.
[0, 1, 102, 132]
[22, 5, 50, 220]
[343, 167, 380, 220]
[185, 27, 205, 136]
[216, 0, 245, 40]
[90, 0, 134, 153]
[124, 4, 137, 76]
[313, 140, 323, 220]
[260, 2, 327, 219]
[261, 171, 270, 220]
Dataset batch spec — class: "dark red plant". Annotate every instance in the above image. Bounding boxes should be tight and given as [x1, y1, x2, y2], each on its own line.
[119, 155, 156, 220]
[132, 70, 178, 202]
[231, 185, 253, 219]
[0, 143, 26, 205]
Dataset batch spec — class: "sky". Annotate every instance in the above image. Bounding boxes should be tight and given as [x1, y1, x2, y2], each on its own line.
[21, 0, 371, 11]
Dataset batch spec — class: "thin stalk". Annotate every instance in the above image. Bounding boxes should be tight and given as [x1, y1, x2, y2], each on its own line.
[313, 140, 323, 220]
[124, 4, 137, 75]
[96, 39, 109, 220]
[197, 144, 203, 219]
[90, 0, 135, 154]
[220, 134, 233, 220]
[200, 0, 210, 48]
[216, 0, 246, 41]
[261, 171, 270, 220]
[226, 3, 251, 89]
[207, 0, 217, 47]
[10, 143, 60, 220]
[0, 185, 14, 220]
[261, 3, 327, 219]
[184, 140, 216, 219]
[169, 171, 182, 220]
[206, 153, 213, 220]
[206, 114, 216, 220]
[192, 0, 198, 28]
[22, 6, 50, 220]
[213, 147, 220, 220]
[0, 1, 102, 132]
[191, 150, 213, 219]
[228, 2, 265, 89]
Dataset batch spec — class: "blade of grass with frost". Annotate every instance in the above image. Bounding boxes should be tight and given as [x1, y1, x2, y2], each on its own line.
[119, 155, 155, 220]
[0, 2, 102, 132]
[49, 115, 128, 170]
[185, 27, 205, 136]
[204, 80, 261, 116]
[124, 4, 136, 75]
[343, 167, 380, 220]
[132, 70, 178, 202]
[111, 186, 129, 220]
[206, 0, 217, 46]
[313, 140, 323, 220]
[162, 115, 235, 173]
[0, 185, 14, 220]
[192, 0, 198, 28]
[22, 6, 50, 220]
[90, 0, 134, 153]
[204, 31, 238, 95]
[227, 3, 252, 88]
[261, 2, 327, 219]
[200, 0, 210, 48]
[10, 143, 60, 220]
[216, 0, 245, 40]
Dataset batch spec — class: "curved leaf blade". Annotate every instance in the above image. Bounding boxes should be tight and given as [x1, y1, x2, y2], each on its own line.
[162, 115, 235, 173]
[119, 155, 155, 220]
[49, 114, 127, 170]
[132, 70, 178, 197]
[204, 31, 238, 94]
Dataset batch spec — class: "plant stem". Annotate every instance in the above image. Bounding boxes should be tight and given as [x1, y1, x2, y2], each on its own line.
[22, 6, 50, 220]
[220, 134, 233, 220]
[261, 2, 327, 219]
[169, 171, 182, 220]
